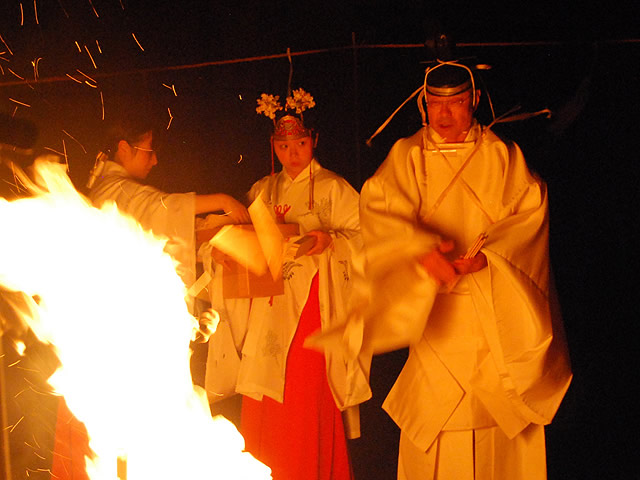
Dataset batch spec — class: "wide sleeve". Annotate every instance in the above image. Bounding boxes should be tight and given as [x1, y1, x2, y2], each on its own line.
[91, 175, 196, 291]
[357, 136, 442, 354]
[313, 175, 368, 411]
[468, 147, 572, 437]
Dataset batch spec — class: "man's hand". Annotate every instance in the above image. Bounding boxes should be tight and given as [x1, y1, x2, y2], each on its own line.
[304, 230, 333, 256]
[419, 240, 457, 285]
[452, 252, 487, 275]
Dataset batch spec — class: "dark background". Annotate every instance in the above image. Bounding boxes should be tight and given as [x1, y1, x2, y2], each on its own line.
[1, 1, 638, 478]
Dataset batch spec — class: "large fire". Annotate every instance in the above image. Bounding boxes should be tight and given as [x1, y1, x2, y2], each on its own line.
[0, 159, 271, 479]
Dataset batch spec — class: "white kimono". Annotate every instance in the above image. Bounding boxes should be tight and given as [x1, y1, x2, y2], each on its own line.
[357, 124, 572, 479]
[207, 159, 365, 419]
[88, 161, 197, 304]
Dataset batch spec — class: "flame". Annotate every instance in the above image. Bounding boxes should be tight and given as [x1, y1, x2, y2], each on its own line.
[0, 159, 271, 479]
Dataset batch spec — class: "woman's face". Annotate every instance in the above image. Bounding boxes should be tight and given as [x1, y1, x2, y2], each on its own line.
[273, 135, 313, 179]
[118, 131, 158, 180]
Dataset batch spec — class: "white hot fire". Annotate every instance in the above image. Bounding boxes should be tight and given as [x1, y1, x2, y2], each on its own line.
[0, 159, 271, 480]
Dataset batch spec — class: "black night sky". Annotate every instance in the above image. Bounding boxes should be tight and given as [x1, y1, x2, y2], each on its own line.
[1, 1, 639, 479]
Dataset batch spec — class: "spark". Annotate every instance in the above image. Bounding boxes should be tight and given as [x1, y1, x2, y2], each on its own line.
[96, 39, 102, 54]
[28, 468, 53, 475]
[43, 146, 65, 156]
[8, 68, 24, 80]
[239, 94, 243, 100]
[162, 83, 178, 96]
[8, 359, 21, 367]
[24, 440, 38, 450]
[13, 387, 27, 398]
[238, 154, 243, 163]
[25, 384, 52, 396]
[31, 434, 43, 448]
[20, 3, 24, 25]
[74, 41, 81, 53]
[88, 0, 100, 17]
[32, 451, 46, 460]
[62, 130, 87, 153]
[32, 57, 42, 80]
[0, 34, 13, 56]
[33, 0, 39, 25]
[132, 32, 145, 51]
[56, 0, 70, 18]
[16, 365, 41, 373]
[166, 108, 174, 129]
[84, 80, 98, 88]
[65, 73, 82, 83]
[9, 98, 31, 107]
[10, 415, 25, 432]
[100, 90, 105, 120]
[84, 44, 97, 69]
[62, 140, 69, 169]
[76, 69, 96, 83]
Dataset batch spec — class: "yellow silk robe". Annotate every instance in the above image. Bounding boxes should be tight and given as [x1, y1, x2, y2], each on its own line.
[358, 123, 572, 478]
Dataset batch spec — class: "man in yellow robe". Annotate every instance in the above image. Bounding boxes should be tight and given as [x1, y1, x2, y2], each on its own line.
[357, 61, 572, 479]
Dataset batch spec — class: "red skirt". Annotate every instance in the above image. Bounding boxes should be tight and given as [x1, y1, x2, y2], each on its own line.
[241, 274, 353, 480]
[50, 398, 91, 480]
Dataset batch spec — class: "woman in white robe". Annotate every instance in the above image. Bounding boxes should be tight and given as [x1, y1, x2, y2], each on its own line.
[205, 113, 364, 480]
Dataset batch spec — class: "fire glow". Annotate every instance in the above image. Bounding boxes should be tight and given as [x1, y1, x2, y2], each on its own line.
[0, 159, 271, 479]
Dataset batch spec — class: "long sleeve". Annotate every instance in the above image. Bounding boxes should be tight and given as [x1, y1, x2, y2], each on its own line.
[89, 162, 197, 297]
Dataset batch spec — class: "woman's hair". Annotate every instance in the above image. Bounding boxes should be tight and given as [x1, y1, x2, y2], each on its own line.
[101, 107, 156, 159]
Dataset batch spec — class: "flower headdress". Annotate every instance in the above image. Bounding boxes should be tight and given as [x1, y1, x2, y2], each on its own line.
[256, 88, 316, 172]
[257, 89, 315, 135]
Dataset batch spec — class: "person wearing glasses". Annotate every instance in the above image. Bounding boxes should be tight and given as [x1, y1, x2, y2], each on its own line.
[351, 59, 572, 479]
[88, 112, 249, 298]
[38, 111, 252, 480]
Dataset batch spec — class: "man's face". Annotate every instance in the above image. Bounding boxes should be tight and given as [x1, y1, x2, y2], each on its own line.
[426, 90, 478, 142]
[121, 131, 158, 180]
[273, 135, 313, 179]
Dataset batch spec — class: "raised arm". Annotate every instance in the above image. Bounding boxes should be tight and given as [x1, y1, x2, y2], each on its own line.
[195, 193, 250, 223]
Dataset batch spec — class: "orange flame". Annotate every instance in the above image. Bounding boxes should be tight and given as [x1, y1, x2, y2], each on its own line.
[0, 159, 271, 479]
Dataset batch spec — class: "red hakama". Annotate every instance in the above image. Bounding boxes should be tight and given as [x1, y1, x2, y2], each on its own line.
[241, 275, 353, 480]
[50, 398, 91, 480]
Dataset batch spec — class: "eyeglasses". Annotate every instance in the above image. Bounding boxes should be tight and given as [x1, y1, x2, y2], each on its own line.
[426, 96, 471, 109]
[133, 146, 156, 155]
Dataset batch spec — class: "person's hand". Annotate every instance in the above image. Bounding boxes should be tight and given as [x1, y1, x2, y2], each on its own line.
[419, 240, 457, 285]
[211, 247, 234, 271]
[221, 195, 251, 224]
[304, 230, 333, 256]
[452, 252, 487, 275]
[194, 308, 220, 343]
